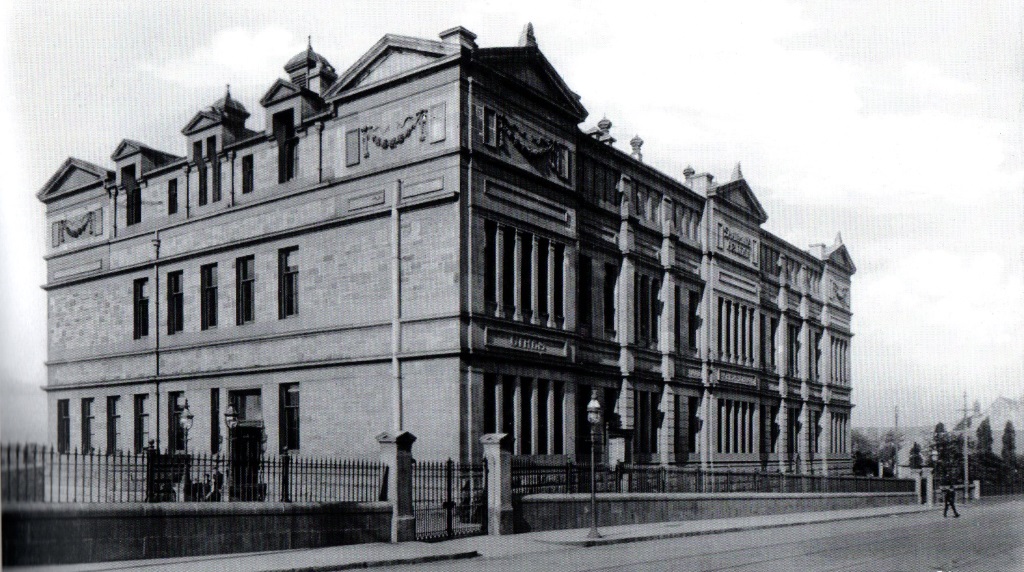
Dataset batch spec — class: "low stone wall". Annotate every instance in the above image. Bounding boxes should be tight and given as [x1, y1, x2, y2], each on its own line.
[2, 501, 391, 566]
[515, 492, 916, 533]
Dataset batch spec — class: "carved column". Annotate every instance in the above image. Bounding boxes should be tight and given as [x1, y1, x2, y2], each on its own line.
[546, 241, 556, 328]
[530, 235, 540, 325]
[513, 230, 523, 321]
[512, 377, 522, 455]
[494, 376, 504, 436]
[562, 243, 577, 332]
[546, 381, 555, 455]
[529, 378, 539, 455]
[495, 225, 505, 318]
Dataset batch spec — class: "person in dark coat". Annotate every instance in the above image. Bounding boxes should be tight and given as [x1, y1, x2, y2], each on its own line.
[943, 485, 960, 518]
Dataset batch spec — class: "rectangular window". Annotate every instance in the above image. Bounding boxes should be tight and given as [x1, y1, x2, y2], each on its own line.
[81, 398, 94, 452]
[501, 227, 515, 314]
[483, 374, 497, 433]
[429, 102, 446, 143]
[106, 396, 120, 453]
[57, 399, 70, 453]
[672, 286, 681, 352]
[650, 278, 660, 343]
[167, 178, 178, 215]
[123, 165, 141, 226]
[133, 278, 149, 339]
[241, 154, 254, 194]
[195, 141, 208, 206]
[207, 136, 221, 202]
[279, 384, 300, 452]
[553, 380, 564, 455]
[483, 107, 498, 147]
[210, 388, 220, 454]
[273, 109, 297, 183]
[579, 255, 592, 329]
[167, 271, 184, 335]
[688, 395, 699, 453]
[537, 239, 549, 319]
[228, 389, 263, 423]
[770, 317, 779, 370]
[688, 290, 700, 349]
[484, 221, 496, 306]
[278, 247, 299, 319]
[638, 275, 650, 342]
[788, 324, 801, 376]
[603, 263, 617, 334]
[133, 394, 149, 454]
[345, 129, 361, 167]
[168, 391, 185, 453]
[236, 256, 255, 325]
[200, 263, 218, 330]
[814, 331, 822, 381]
[553, 244, 564, 320]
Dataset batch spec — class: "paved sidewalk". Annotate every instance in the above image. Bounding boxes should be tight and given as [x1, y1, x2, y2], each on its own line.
[10, 504, 935, 572]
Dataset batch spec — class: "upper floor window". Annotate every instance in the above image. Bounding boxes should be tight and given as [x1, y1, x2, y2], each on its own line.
[278, 247, 299, 319]
[133, 278, 149, 339]
[345, 129, 361, 167]
[207, 136, 221, 202]
[688, 290, 700, 350]
[194, 141, 208, 206]
[579, 255, 593, 330]
[273, 109, 297, 183]
[167, 178, 178, 215]
[200, 263, 218, 330]
[603, 264, 617, 335]
[123, 165, 141, 226]
[236, 256, 255, 325]
[241, 155, 254, 194]
[483, 107, 498, 147]
[167, 391, 186, 453]
[167, 271, 184, 335]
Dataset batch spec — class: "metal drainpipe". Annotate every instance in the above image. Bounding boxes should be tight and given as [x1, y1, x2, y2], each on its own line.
[467, 75, 475, 462]
[153, 233, 161, 452]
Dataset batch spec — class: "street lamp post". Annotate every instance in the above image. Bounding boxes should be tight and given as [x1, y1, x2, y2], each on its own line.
[224, 404, 238, 502]
[586, 391, 602, 540]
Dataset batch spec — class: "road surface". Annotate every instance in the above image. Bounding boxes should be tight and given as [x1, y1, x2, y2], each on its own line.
[387, 499, 1024, 572]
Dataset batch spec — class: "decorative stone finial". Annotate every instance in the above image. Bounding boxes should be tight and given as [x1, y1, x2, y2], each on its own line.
[630, 135, 644, 162]
[732, 161, 743, 180]
[519, 22, 538, 48]
[683, 165, 696, 178]
[597, 116, 612, 132]
[834, 232, 843, 245]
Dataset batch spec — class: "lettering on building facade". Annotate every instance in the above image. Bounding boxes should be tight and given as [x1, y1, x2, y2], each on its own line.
[485, 327, 568, 357]
[717, 223, 759, 266]
[721, 371, 757, 386]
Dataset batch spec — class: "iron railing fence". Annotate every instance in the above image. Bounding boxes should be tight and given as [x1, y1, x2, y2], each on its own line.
[510, 458, 916, 496]
[979, 480, 1024, 497]
[412, 458, 487, 541]
[1, 444, 384, 504]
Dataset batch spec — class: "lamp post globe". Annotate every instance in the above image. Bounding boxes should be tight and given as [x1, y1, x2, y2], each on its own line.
[586, 392, 601, 539]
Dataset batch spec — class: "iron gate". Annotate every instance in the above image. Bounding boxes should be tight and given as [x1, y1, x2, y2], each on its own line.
[412, 458, 487, 541]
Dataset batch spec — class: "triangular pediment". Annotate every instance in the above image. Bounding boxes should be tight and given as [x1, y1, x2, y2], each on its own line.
[713, 178, 768, 224]
[827, 242, 857, 274]
[111, 139, 146, 162]
[326, 35, 451, 100]
[474, 47, 588, 121]
[37, 157, 112, 202]
[181, 109, 222, 136]
[260, 78, 303, 107]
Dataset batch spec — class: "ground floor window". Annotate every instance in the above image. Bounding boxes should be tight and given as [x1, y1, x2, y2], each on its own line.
[483, 374, 565, 456]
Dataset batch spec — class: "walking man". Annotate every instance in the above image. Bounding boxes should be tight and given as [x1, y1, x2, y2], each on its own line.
[943, 485, 960, 518]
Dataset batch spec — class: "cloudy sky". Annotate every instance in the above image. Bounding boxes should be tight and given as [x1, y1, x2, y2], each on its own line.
[1, 0, 1021, 442]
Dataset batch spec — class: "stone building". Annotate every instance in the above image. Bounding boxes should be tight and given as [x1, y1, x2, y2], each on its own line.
[37, 25, 855, 474]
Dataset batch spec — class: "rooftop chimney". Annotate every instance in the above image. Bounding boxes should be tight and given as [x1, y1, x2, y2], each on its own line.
[684, 167, 715, 195]
[439, 26, 478, 51]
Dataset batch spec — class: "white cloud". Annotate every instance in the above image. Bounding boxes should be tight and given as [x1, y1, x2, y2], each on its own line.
[145, 27, 306, 88]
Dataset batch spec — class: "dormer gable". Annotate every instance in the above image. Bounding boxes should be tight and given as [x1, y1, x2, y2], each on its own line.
[260, 78, 304, 108]
[36, 157, 112, 203]
[110, 139, 182, 179]
[708, 165, 768, 224]
[181, 109, 223, 137]
[324, 33, 455, 101]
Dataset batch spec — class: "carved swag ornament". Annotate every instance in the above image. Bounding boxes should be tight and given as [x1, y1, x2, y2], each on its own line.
[52, 208, 103, 247]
